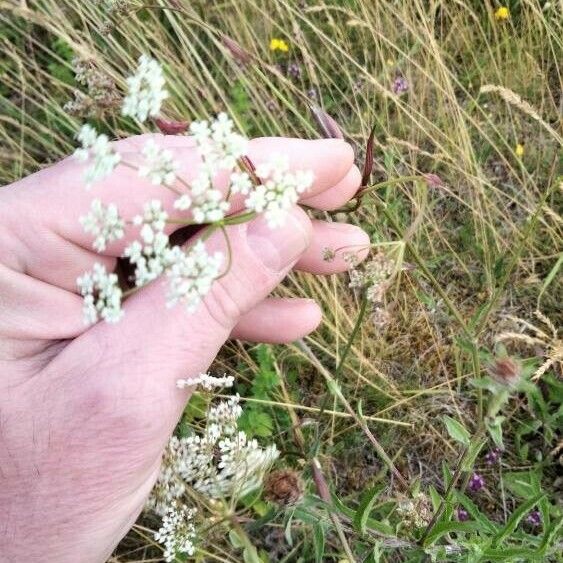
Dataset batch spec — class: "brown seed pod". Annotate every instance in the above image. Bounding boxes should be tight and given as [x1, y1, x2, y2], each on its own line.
[263, 469, 304, 507]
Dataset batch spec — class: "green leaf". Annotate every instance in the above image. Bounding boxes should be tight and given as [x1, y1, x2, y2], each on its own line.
[483, 547, 544, 561]
[423, 521, 480, 546]
[353, 485, 385, 535]
[539, 517, 563, 553]
[312, 522, 325, 563]
[237, 409, 274, 438]
[462, 438, 486, 471]
[442, 416, 470, 445]
[454, 491, 498, 534]
[243, 544, 262, 563]
[492, 494, 545, 546]
[486, 416, 505, 448]
[503, 471, 542, 499]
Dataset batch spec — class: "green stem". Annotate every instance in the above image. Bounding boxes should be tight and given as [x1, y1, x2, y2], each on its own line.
[335, 296, 369, 379]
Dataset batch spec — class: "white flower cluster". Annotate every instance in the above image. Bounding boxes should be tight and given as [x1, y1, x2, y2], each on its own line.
[77, 263, 123, 324]
[149, 396, 279, 511]
[74, 124, 121, 187]
[154, 501, 197, 562]
[124, 199, 171, 286]
[245, 155, 314, 228]
[166, 241, 223, 312]
[121, 54, 168, 122]
[176, 372, 234, 390]
[138, 139, 178, 186]
[79, 198, 125, 251]
[189, 112, 248, 171]
[73, 56, 316, 325]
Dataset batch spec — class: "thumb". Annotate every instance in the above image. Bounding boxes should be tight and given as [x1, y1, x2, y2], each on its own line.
[66, 205, 312, 410]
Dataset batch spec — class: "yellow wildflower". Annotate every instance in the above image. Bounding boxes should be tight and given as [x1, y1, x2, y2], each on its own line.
[269, 38, 289, 52]
[515, 143, 524, 157]
[494, 6, 510, 20]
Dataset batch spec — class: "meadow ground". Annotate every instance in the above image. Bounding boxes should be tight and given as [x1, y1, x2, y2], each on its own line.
[1, 0, 561, 561]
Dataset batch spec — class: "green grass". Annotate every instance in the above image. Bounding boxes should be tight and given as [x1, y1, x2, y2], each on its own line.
[1, 0, 561, 561]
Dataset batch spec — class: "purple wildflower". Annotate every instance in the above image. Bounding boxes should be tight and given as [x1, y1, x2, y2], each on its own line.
[307, 88, 318, 100]
[392, 76, 409, 95]
[456, 507, 469, 522]
[287, 63, 301, 79]
[468, 473, 485, 493]
[484, 448, 502, 465]
[526, 510, 541, 527]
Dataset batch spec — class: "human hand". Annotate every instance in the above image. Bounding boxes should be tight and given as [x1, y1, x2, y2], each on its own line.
[0, 134, 367, 562]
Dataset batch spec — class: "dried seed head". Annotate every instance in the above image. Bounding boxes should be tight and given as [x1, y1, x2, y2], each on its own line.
[310, 105, 344, 139]
[322, 247, 336, 262]
[263, 469, 304, 507]
[397, 492, 432, 529]
[423, 173, 444, 188]
[222, 35, 251, 65]
[487, 356, 522, 387]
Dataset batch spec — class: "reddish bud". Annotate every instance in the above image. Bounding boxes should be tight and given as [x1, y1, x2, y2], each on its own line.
[487, 356, 522, 387]
[222, 35, 251, 65]
[361, 125, 377, 187]
[154, 117, 189, 135]
[310, 105, 344, 139]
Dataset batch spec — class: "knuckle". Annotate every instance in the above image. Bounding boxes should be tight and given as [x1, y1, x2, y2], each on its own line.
[203, 276, 244, 330]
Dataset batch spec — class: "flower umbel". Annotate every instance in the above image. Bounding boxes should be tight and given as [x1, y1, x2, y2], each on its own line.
[245, 154, 314, 228]
[121, 54, 168, 122]
[149, 395, 279, 507]
[77, 263, 123, 324]
[154, 501, 197, 562]
[74, 124, 121, 187]
[80, 198, 125, 252]
[166, 240, 223, 312]
[138, 139, 179, 186]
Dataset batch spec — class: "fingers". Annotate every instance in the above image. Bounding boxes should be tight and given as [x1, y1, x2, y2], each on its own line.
[64, 206, 314, 407]
[30, 136, 355, 256]
[301, 165, 362, 210]
[0, 262, 84, 343]
[230, 297, 322, 343]
[295, 220, 369, 274]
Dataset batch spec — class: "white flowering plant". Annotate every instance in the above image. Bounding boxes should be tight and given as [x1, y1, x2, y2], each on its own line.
[75, 54, 314, 326]
[70, 54, 313, 561]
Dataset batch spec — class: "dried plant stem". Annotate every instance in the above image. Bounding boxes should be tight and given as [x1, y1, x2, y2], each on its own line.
[277, 369, 357, 562]
[296, 339, 409, 491]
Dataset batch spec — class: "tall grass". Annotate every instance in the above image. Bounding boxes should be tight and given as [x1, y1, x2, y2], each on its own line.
[1, 0, 561, 560]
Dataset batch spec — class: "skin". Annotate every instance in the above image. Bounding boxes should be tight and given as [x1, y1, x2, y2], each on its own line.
[0, 134, 369, 562]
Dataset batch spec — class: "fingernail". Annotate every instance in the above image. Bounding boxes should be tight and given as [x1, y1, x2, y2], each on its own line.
[247, 209, 310, 271]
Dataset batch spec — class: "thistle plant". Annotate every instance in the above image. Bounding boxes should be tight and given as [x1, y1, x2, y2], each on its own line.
[73, 54, 314, 326]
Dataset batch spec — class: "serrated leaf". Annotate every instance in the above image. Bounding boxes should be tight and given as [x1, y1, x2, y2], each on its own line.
[423, 521, 480, 546]
[492, 494, 545, 546]
[443, 415, 470, 445]
[353, 485, 384, 535]
[453, 491, 498, 534]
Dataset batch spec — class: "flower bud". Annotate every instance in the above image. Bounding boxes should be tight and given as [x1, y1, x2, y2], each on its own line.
[263, 468, 304, 507]
[154, 117, 189, 135]
[487, 356, 521, 388]
[310, 105, 344, 139]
